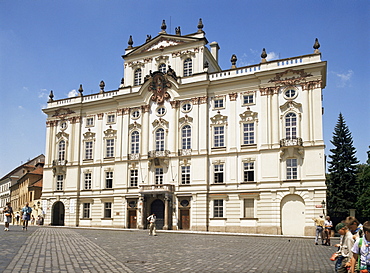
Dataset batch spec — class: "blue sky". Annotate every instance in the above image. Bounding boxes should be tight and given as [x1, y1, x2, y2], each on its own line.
[0, 0, 369, 177]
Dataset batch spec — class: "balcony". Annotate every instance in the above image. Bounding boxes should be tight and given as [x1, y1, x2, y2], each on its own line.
[280, 138, 303, 147]
[139, 184, 175, 194]
[178, 149, 192, 156]
[148, 150, 170, 159]
[52, 160, 68, 166]
[128, 153, 141, 160]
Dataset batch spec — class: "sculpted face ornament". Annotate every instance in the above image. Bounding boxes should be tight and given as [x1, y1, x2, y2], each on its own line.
[149, 72, 171, 104]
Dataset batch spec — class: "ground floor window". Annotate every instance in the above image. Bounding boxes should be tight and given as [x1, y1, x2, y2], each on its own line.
[213, 199, 224, 218]
[83, 203, 90, 218]
[104, 202, 112, 218]
[244, 199, 255, 218]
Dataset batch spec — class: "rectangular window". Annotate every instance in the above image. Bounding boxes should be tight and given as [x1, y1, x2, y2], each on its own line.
[214, 126, 225, 147]
[243, 94, 254, 104]
[106, 139, 114, 158]
[83, 203, 90, 218]
[243, 162, 254, 182]
[214, 199, 223, 218]
[104, 202, 112, 218]
[155, 168, 163, 185]
[214, 98, 224, 108]
[86, 117, 94, 126]
[130, 170, 138, 187]
[181, 166, 190, 184]
[107, 114, 115, 123]
[214, 164, 224, 183]
[243, 123, 255, 145]
[84, 173, 92, 190]
[287, 158, 298, 180]
[105, 171, 113, 188]
[85, 141, 93, 160]
[244, 199, 255, 218]
[56, 175, 63, 191]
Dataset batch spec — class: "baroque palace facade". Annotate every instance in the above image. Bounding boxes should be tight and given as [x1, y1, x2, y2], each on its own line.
[42, 20, 327, 235]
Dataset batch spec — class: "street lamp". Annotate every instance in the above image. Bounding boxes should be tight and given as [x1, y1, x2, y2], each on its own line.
[321, 200, 326, 215]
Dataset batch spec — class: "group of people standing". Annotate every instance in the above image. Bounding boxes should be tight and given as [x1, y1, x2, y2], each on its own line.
[3, 202, 33, 231]
[313, 215, 334, 245]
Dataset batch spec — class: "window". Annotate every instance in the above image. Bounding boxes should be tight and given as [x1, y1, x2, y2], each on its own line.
[83, 203, 90, 218]
[181, 102, 192, 112]
[131, 110, 140, 119]
[84, 173, 92, 190]
[243, 123, 255, 145]
[156, 107, 166, 116]
[85, 141, 93, 160]
[183, 58, 192, 77]
[287, 158, 298, 180]
[181, 125, 191, 150]
[284, 89, 297, 99]
[244, 199, 255, 218]
[243, 94, 254, 104]
[214, 98, 224, 109]
[105, 171, 113, 188]
[107, 114, 115, 123]
[213, 199, 223, 218]
[155, 168, 163, 184]
[56, 175, 63, 191]
[285, 113, 297, 139]
[243, 162, 254, 182]
[104, 202, 112, 218]
[58, 140, 66, 161]
[181, 166, 190, 184]
[131, 131, 140, 154]
[130, 170, 138, 187]
[214, 126, 225, 147]
[155, 128, 165, 151]
[86, 117, 94, 126]
[134, 68, 142, 86]
[106, 139, 114, 158]
[159, 63, 166, 73]
[214, 164, 224, 183]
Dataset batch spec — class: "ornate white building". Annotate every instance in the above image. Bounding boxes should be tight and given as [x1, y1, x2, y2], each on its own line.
[42, 20, 327, 235]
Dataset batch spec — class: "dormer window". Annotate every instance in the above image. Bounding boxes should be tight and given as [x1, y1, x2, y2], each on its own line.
[134, 68, 142, 86]
[159, 63, 166, 73]
[183, 58, 192, 77]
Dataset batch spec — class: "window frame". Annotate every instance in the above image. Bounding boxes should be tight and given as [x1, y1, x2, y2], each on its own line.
[243, 199, 255, 218]
[130, 169, 138, 187]
[214, 98, 224, 109]
[106, 139, 115, 158]
[243, 162, 255, 182]
[158, 63, 166, 73]
[183, 58, 193, 77]
[86, 117, 94, 127]
[285, 112, 297, 140]
[243, 94, 254, 105]
[131, 131, 140, 154]
[214, 164, 224, 184]
[155, 168, 163, 185]
[286, 158, 298, 180]
[181, 125, 191, 150]
[84, 173, 92, 190]
[181, 166, 191, 185]
[213, 199, 224, 218]
[242, 123, 255, 145]
[85, 141, 93, 160]
[56, 174, 64, 191]
[104, 202, 112, 218]
[134, 68, 142, 86]
[155, 128, 165, 151]
[107, 114, 115, 124]
[213, 126, 225, 148]
[58, 140, 66, 161]
[83, 203, 91, 219]
[105, 171, 113, 189]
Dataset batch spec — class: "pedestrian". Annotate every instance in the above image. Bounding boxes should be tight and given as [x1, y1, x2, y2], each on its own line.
[31, 215, 35, 225]
[147, 213, 157, 236]
[333, 222, 354, 273]
[312, 214, 325, 245]
[324, 216, 333, 246]
[350, 221, 370, 273]
[21, 202, 32, 231]
[15, 211, 20, 225]
[346, 216, 363, 241]
[3, 202, 13, 231]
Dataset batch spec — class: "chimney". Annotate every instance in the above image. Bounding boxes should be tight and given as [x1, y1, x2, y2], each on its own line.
[209, 42, 220, 63]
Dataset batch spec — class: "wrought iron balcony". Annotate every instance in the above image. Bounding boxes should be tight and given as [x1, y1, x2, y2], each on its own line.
[139, 184, 175, 193]
[148, 150, 170, 158]
[128, 153, 141, 160]
[52, 160, 68, 166]
[178, 149, 192, 156]
[280, 137, 303, 147]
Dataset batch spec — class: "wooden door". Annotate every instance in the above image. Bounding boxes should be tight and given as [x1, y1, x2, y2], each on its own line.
[128, 210, 137, 228]
[180, 209, 190, 230]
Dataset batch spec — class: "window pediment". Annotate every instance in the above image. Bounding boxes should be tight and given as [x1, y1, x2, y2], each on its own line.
[129, 122, 141, 131]
[179, 115, 193, 126]
[280, 101, 302, 112]
[210, 112, 227, 125]
[239, 110, 258, 123]
[103, 128, 117, 138]
[83, 131, 96, 140]
[152, 118, 169, 129]
[56, 131, 69, 140]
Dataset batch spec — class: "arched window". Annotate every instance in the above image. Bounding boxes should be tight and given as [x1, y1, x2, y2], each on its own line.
[134, 68, 142, 86]
[158, 63, 166, 73]
[131, 131, 140, 154]
[58, 140, 65, 161]
[181, 125, 191, 149]
[183, 58, 192, 77]
[155, 128, 165, 151]
[285, 113, 297, 139]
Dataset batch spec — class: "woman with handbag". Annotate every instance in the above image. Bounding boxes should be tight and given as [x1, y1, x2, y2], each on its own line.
[3, 202, 13, 231]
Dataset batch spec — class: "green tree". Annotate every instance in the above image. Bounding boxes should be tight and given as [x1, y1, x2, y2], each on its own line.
[326, 113, 359, 218]
[356, 147, 370, 217]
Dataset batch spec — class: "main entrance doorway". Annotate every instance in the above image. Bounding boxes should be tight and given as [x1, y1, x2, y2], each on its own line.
[179, 209, 190, 230]
[52, 201, 65, 226]
[150, 199, 164, 229]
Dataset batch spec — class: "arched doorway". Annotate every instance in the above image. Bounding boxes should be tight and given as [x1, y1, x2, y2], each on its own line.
[150, 199, 164, 229]
[281, 194, 305, 236]
[52, 201, 65, 226]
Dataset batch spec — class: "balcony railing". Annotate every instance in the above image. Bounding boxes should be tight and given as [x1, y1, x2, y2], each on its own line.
[280, 138, 303, 147]
[139, 184, 175, 193]
[178, 149, 192, 156]
[52, 160, 68, 166]
[148, 150, 170, 158]
[128, 153, 141, 160]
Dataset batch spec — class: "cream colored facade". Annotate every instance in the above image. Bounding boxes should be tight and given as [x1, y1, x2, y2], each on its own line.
[42, 21, 327, 235]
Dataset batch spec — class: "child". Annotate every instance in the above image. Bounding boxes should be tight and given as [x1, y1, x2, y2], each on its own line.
[334, 222, 354, 273]
[350, 221, 370, 273]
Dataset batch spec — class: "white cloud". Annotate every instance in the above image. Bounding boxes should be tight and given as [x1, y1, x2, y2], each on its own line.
[332, 70, 353, 87]
[266, 51, 279, 62]
[22, 86, 29, 92]
[68, 89, 78, 98]
[18, 105, 24, 110]
[38, 89, 48, 98]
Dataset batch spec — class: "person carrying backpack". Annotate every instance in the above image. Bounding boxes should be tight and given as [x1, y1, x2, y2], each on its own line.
[350, 221, 370, 273]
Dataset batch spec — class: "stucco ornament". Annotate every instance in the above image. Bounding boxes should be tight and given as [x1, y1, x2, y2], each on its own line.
[148, 72, 171, 104]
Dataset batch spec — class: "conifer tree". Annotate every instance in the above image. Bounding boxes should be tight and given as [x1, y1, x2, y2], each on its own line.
[326, 113, 359, 218]
[356, 147, 370, 217]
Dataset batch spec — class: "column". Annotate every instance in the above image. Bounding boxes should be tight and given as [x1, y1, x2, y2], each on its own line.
[163, 195, 169, 230]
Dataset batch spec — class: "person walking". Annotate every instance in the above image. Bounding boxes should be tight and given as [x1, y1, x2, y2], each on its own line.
[147, 213, 157, 236]
[313, 215, 325, 245]
[21, 202, 32, 231]
[15, 211, 20, 225]
[3, 202, 13, 231]
[325, 216, 333, 246]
